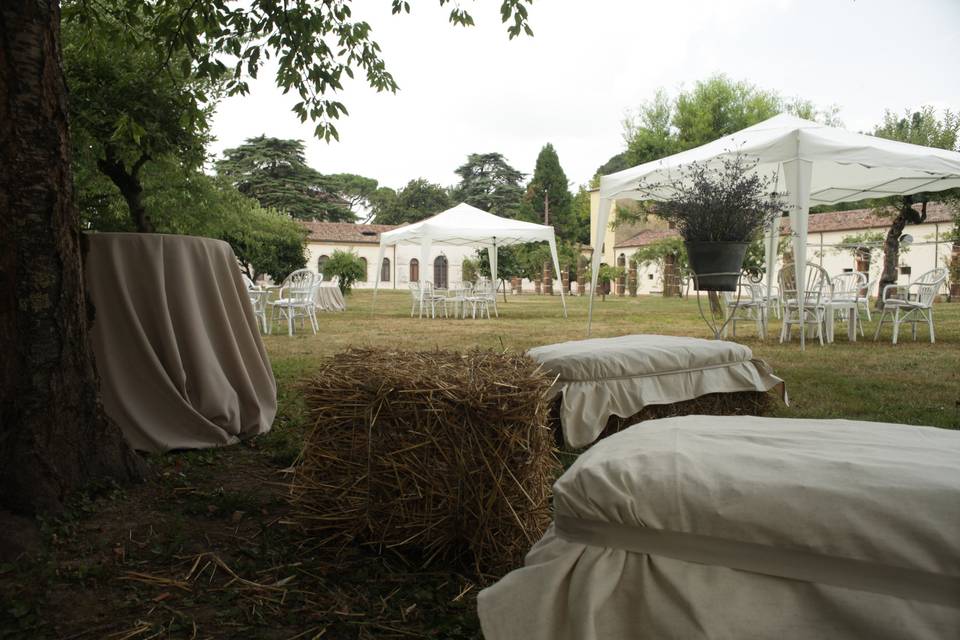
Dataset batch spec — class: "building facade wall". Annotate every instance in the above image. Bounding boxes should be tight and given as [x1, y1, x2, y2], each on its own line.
[306, 242, 479, 290]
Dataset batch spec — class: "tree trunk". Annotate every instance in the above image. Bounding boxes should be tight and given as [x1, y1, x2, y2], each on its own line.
[877, 198, 926, 309]
[97, 149, 153, 232]
[0, 0, 146, 515]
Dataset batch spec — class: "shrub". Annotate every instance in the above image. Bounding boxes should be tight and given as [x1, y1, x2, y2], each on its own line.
[324, 250, 367, 294]
[461, 257, 479, 284]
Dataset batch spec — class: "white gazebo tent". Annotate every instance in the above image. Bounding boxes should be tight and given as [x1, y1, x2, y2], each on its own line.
[590, 113, 960, 342]
[374, 203, 568, 317]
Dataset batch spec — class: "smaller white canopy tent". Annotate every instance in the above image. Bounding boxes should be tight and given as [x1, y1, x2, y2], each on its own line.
[590, 113, 960, 340]
[374, 203, 567, 317]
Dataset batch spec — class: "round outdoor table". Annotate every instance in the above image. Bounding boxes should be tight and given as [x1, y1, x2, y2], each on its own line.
[84, 233, 277, 452]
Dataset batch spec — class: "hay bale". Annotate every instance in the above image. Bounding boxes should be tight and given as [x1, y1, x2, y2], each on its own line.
[549, 390, 774, 448]
[290, 347, 560, 579]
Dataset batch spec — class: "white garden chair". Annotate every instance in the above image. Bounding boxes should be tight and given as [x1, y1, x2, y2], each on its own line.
[722, 281, 766, 339]
[779, 263, 830, 348]
[856, 273, 877, 322]
[873, 268, 947, 344]
[268, 268, 317, 336]
[242, 274, 269, 334]
[409, 281, 423, 317]
[467, 279, 498, 319]
[411, 281, 447, 319]
[445, 282, 473, 319]
[830, 272, 866, 337]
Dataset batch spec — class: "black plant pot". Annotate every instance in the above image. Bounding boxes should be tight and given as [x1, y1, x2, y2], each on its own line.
[685, 241, 749, 291]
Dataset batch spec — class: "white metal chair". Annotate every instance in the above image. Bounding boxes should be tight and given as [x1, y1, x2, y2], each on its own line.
[242, 274, 270, 334]
[873, 268, 947, 344]
[779, 263, 830, 348]
[409, 281, 423, 317]
[268, 269, 317, 336]
[830, 272, 866, 337]
[722, 281, 766, 339]
[856, 273, 877, 322]
[461, 279, 490, 319]
[444, 282, 473, 319]
[410, 281, 447, 319]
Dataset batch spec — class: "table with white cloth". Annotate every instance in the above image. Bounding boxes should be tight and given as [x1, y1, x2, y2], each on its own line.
[479, 416, 960, 640]
[84, 233, 277, 452]
[527, 335, 784, 449]
[315, 282, 346, 312]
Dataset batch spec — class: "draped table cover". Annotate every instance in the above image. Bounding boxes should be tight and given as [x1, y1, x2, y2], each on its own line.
[478, 416, 960, 640]
[85, 233, 277, 452]
[316, 282, 345, 311]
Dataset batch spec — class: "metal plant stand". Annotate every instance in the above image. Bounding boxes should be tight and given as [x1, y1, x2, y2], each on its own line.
[691, 271, 745, 340]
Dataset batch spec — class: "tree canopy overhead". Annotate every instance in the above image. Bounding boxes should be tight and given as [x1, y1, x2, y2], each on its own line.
[216, 136, 353, 222]
[64, 0, 534, 141]
[63, 0, 216, 232]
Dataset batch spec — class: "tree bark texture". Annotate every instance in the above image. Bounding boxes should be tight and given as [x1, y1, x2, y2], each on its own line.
[0, 0, 145, 514]
[877, 198, 926, 308]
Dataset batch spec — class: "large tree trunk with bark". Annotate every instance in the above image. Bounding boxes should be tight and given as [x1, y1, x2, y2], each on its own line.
[0, 0, 146, 515]
[877, 198, 927, 308]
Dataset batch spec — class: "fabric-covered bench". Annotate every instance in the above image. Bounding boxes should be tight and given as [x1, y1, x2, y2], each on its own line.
[479, 416, 960, 640]
[527, 334, 784, 448]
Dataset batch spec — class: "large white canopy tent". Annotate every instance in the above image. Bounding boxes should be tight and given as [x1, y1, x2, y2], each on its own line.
[374, 202, 568, 317]
[589, 113, 960, 338]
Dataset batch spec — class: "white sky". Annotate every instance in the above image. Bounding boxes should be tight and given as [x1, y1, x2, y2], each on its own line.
[209, 0, 960, 192]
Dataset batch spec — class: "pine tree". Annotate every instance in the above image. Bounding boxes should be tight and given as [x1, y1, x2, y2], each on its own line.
[216, 136, 353, 222]
[525, 143, 574, 240]
[452, 153, 525, 217]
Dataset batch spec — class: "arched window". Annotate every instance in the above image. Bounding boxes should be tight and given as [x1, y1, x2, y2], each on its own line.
[317, 254, 329, 277]
[617, 253, 626, 268]
[433, 255, 448, 289]
[381, 257, 391, 282]
[409, 258, 419, 283]
[358, 257, 368, 282]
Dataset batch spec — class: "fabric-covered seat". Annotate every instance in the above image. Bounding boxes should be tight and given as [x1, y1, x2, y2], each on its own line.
[527, 335, 783, 448]
[479, 415, 960, 640]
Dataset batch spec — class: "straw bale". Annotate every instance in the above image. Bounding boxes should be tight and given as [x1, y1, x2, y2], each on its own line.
[290, 347, 560, 580]
[550, 390, 774, 448]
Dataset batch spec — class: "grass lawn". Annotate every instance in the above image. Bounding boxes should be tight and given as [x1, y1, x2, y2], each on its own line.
[267, 290, 960, 429]
[2, 291, 957, 639]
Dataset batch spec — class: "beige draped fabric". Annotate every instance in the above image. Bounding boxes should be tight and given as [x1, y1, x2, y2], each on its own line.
[527, 335, 784, 448]
[85, 233, 277, 452]
[315, 283, 345, 311]
[478, 416, 960, 640]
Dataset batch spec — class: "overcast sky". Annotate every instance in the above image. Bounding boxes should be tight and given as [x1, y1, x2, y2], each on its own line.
[208, 0, 960, 192]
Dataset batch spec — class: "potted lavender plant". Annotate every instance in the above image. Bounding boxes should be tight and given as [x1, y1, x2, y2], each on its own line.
[642, 154, 784, 291]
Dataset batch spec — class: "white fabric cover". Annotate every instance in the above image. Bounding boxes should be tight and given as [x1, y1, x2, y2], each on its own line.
[85, 233, 277, 452]
[527, 335, 783, 448]
[589, 113, 960, 335]
[479, 416, 960, 640]
[315, 282, 345, 311]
